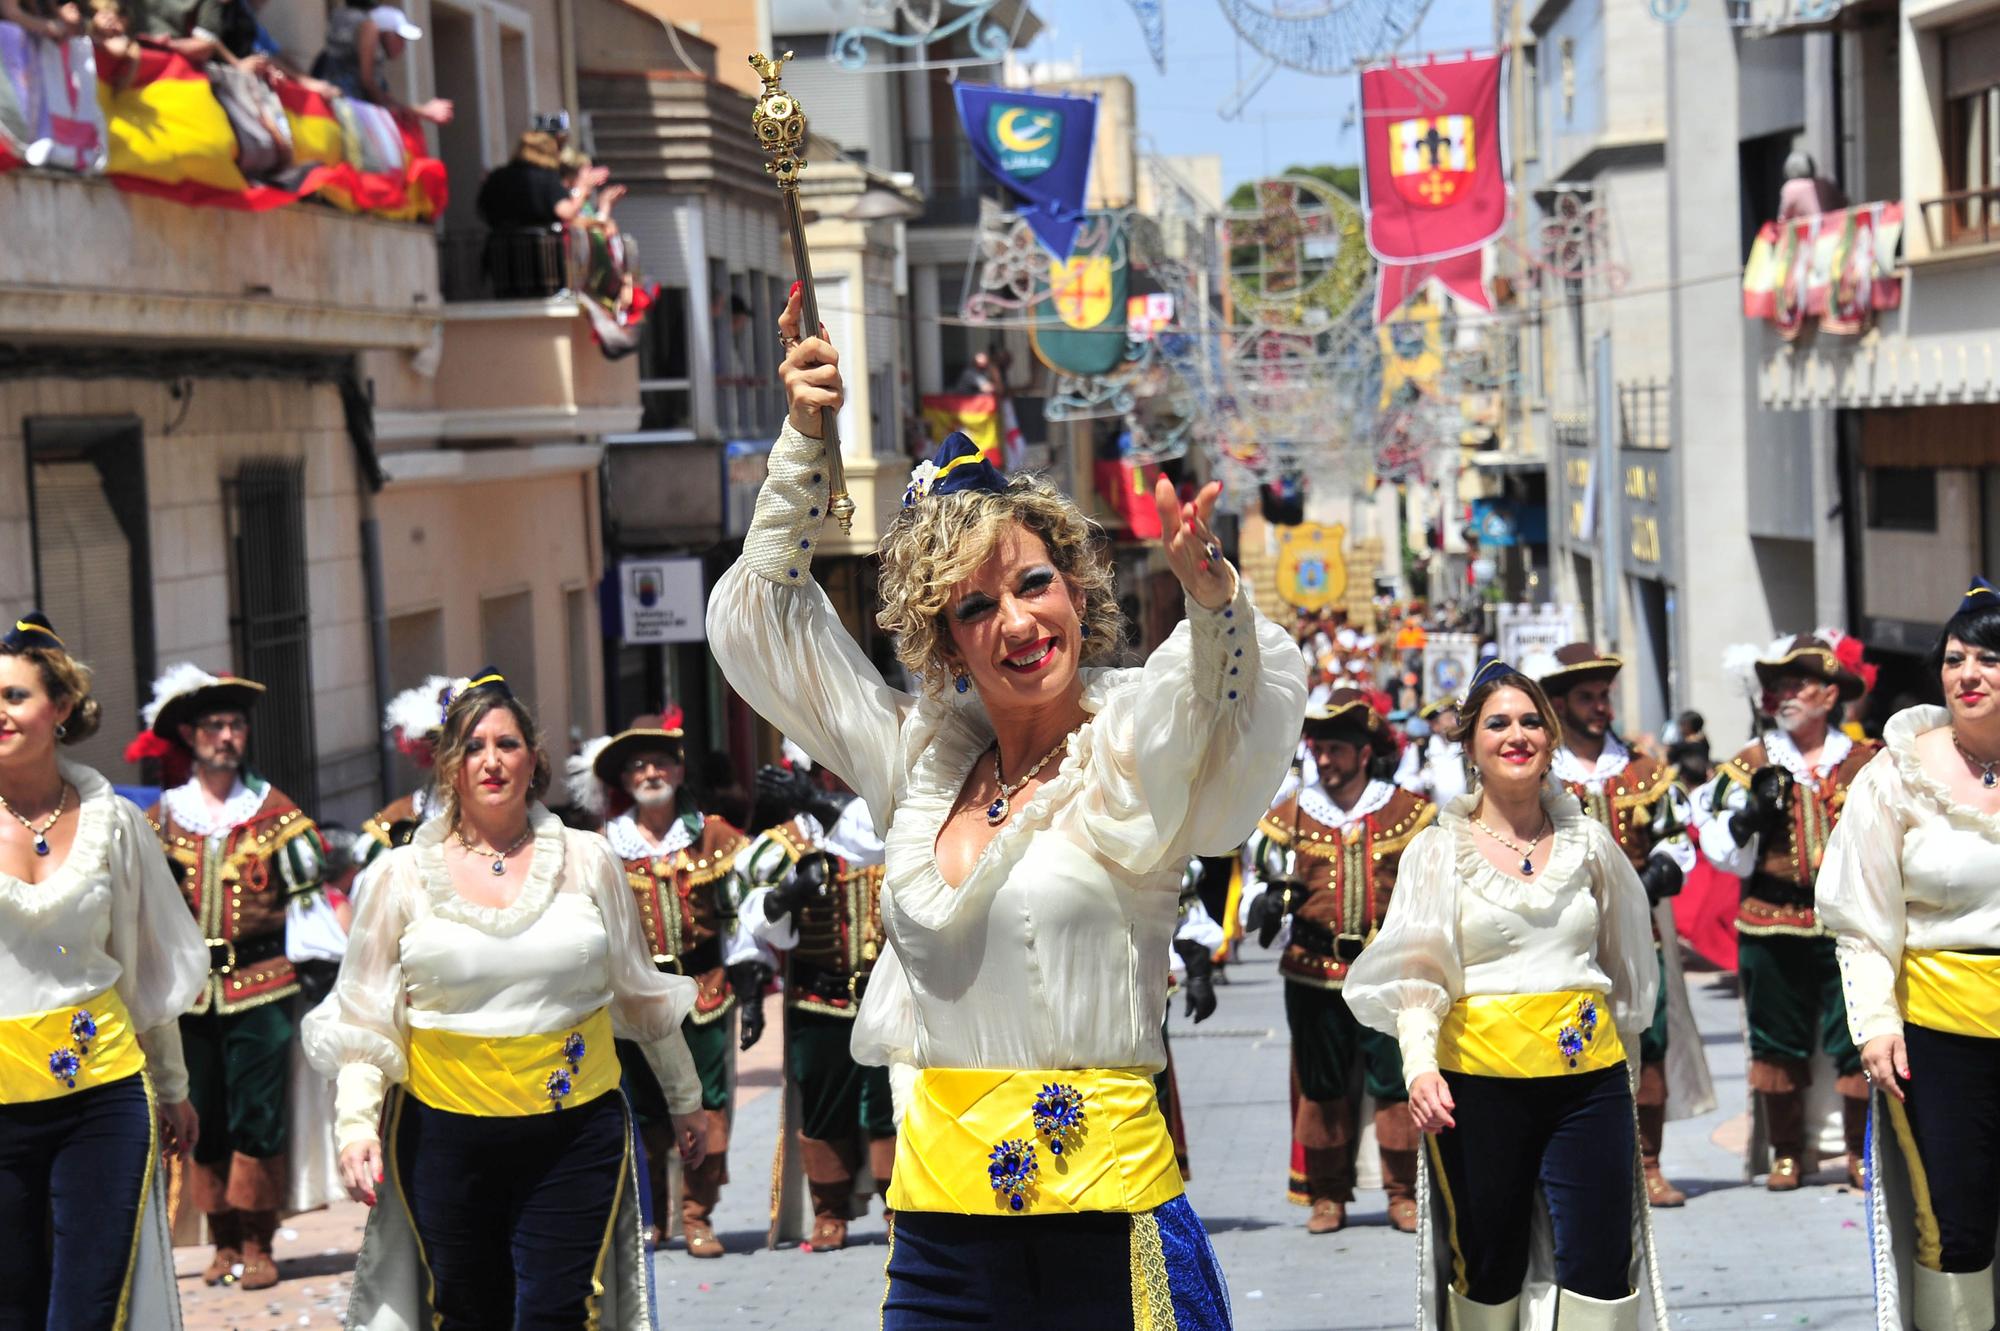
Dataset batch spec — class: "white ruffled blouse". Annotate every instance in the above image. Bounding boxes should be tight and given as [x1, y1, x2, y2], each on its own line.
[0, 762, 206, 1102]
[302, 806, 703, 1151]
[707, 423, 1308, 1077]
[1816, 706, 2000, 1046]
[1342, 787, 1661, 1086]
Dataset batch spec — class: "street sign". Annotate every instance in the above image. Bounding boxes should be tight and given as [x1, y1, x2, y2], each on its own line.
[620, 558, 706, 644]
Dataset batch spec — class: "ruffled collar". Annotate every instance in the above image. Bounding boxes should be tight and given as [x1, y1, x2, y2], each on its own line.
[0, 761, 118, 916]
[1300, 779, 1395, 830]
[412, 803, 565, 936]
[604, 810, 698, 861]
[1550, 734, 1629, 789]
[1883, 705, 2000, 842]
[162, 773, 265, 837]
[883, 668, 1121, 933]
[1761, 726, 1852, 790]
[1438, 784, 1591, 909]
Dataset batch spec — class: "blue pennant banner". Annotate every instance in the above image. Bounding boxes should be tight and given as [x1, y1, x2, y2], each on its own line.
[952, 82, 1097, 259]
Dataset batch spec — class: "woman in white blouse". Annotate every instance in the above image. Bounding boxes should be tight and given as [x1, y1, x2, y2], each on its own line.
[303, 669, 709, 1330]
[0, 611, 206, 1328]
[707, 295, 1305, 1326]
[1817, 580, 2000, 1331]
[1344, 660, 1662, 1331]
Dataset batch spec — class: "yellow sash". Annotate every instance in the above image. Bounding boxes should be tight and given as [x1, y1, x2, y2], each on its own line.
[888, 1067, 1184, 1217]
[405, 1007, 618, 1117]
[1899, 949, 2000, 1040]
[0, 989, 146, 1104]
[1436, 990, 1626, 1079]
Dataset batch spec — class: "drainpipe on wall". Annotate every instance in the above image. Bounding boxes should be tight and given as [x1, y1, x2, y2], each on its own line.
[339, 368, 395, 805]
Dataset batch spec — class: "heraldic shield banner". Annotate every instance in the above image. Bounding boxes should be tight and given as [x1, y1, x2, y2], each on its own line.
[953, 83, 1098, 259]
[1359, 54, 1507, 264]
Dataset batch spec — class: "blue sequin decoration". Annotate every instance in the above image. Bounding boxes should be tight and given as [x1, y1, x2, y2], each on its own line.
[1031, 1083, 1085, 1157]
[987, 1138, 1038, 1211]
[69, 1010, 97, 1056]
[1556, 997, 1601, 1069]
[562, 1032, 586, 1070]
[49, 1046, 79, 1089]
[545, 1066, 573, 1108]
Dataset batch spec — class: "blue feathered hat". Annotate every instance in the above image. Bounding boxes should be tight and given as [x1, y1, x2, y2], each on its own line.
[1954, 576, 2000, 622]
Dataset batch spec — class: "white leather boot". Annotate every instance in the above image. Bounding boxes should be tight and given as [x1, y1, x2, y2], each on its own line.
[1446, 1286, 1521, 1331]
[1912, 1264, 1997, 1331]
[1554, 1287, 1640, 1331]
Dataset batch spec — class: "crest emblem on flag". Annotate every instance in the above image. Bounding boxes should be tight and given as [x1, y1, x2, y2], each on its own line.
[1276, 523, 1347, 612]
[1049, 256, 1114, 329]
[986, 104, 1061, 179]
[1389, 115, 1475, 209]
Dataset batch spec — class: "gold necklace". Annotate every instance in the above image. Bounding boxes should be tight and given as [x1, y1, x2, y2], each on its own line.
[0, 783, 69, 857]
[1471, 811, 1552, 877]
[453, 821, 533, 876]
[985, 731, 1078, 827]
[1952, 729, 2000, 789]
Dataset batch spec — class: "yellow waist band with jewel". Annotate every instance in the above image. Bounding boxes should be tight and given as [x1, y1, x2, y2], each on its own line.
[0, 989, 145, 1104]
[405, 1007, 617, 1117]
[1436, 990, 1626, 1079]
[1899, 949, 2000, 1040]
[887, 1067, 1184, 1217]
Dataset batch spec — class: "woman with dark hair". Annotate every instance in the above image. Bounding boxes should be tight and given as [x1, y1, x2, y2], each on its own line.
[1345, 659, 1664, 1331]
[0, 613, 207, 1327]
[303, 669, 710, 1330]
[1818, 580, 2000, 1330]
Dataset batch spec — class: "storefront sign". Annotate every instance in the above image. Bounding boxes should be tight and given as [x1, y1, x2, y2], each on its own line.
[620, 558, 705, 644]
[1618, 448, 1673, 576]
[1497, 603, 1578, 666]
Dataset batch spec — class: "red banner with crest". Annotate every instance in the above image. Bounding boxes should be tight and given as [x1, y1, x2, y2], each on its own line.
[1359, 53, 1507, 264]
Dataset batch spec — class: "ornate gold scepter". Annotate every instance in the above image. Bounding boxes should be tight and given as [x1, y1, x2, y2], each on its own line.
[749, 50, 855, 534]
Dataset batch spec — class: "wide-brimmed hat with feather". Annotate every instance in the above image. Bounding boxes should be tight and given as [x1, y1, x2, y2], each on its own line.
[141, 663, 265, 744]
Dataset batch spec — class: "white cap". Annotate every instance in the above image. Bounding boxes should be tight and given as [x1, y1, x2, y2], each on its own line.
[370, 6, 422, 40]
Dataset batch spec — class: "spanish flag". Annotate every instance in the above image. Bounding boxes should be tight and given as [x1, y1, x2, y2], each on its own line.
[919, 393, 1002, 466]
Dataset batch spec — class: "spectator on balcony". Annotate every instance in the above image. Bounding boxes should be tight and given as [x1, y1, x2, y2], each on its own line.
[477, 131, 603, 297]
[1777, 151, 1846, 222]
[311, 1, 450, 124]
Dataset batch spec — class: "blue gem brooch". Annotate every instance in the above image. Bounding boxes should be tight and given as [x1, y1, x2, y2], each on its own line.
[1557, 998, 1601, 1070]
[1031, 1083, 1085, 1157]
[987, 1138, 1039, 1212]
[561, 1032, 586, 1069]
[69, 1010, 97, 1056]
[49, 1046, 80, 1089]
[545, 1066, 573, 1107]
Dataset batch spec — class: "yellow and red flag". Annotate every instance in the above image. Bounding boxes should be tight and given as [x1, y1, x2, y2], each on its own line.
[920, 393, 1002, 465]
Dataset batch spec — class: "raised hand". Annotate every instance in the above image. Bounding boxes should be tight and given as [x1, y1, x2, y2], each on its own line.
[1152, 477, 1233, 611]
[778, 284, 842, 439]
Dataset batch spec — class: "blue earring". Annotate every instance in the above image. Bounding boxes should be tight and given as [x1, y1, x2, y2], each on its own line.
[1080, 622, 1090, 640]
[954, 673, 971, 694]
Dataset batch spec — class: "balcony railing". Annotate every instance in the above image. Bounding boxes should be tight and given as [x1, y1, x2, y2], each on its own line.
[1920, 186, 2000, 253]
[439, 227, 570, 303]
[1617, 379, 1671, 450]
[907, 135, 996, 227]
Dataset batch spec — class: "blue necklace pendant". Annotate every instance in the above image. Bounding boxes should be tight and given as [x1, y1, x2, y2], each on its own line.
[985, 795, 1009, 826]
[490, 858, 507, 876]
[1520, 856, 1534, 876]
[33, 837, 48, 857]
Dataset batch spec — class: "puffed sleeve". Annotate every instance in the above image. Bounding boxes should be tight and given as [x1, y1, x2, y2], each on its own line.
[707, 421, 914, 826]
[1342, 826, 1463, 1087]
[107, 799, 206, 1103]
[580, 836, 703, 1116]
[851, 938, 917, 1069]
[1073, 575, 1308, 876]
[301, 851, 414, 1151]
[1691, 771, 1757, 877]
[1585, 820, 1661, 1043]
[1815, 755, 1908, 1046]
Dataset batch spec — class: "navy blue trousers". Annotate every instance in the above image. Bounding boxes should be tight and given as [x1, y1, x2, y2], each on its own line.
[1898, 1023, 2000, 1273]
[394, 1089, 628, 1331]
[1429, 1065, 1636, 1304]
[0, 1073, 153, 1331]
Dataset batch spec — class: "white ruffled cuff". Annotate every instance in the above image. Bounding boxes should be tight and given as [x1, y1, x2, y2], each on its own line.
[137, 1022, 189, 1104]
[1396, 1008, 1442, 1088]
[1182, 568, 1250, 705]
[334, 1063, 388, 1154]
[741, 421, 834, 586]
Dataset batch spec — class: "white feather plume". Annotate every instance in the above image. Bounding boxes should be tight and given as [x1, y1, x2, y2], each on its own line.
[566, 735, 614, 816]
[140, 662, 222, 727]
[384, 675, 452, 742]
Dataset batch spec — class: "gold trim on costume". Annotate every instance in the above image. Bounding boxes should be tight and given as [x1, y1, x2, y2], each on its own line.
[1426, 1135, 1471, 1295]
[1884, 1094, 1946, 1272]
[382, 1091, 447, 1331]
[879, 1212, 896, 1331]
[110, 1070, 158, 1331]
[1129, 1210, 1180, 1331]
[582, 1110, 631, 1331]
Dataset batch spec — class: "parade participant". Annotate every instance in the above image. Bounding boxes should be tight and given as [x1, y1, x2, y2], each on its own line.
[1692, 634, 1879, 1191]
[739, 763, 895, 1252]
[1536, 643, 1715, 1207]
[350, 675, 452, 896]
[707, 291, 1305, 1326]
[1162, 861, 1221, 1181]
[569, 709, 748, 1257]
[141, 662, 325, 1291]
[303, 670, 709, 1329]
[1817, 581, 2000, 1330]
[0, 614, 207, 1328]
[1242, 689, 1433, 1234]
[1346, 660, 1664, 1331]
[1399, 697, 1468, 807]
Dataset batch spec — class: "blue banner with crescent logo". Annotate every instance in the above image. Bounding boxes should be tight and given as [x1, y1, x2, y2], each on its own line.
[952, 82, 1097, 259]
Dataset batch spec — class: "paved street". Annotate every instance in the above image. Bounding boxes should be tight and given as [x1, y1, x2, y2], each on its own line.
[177, 956, 1879, 1330]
